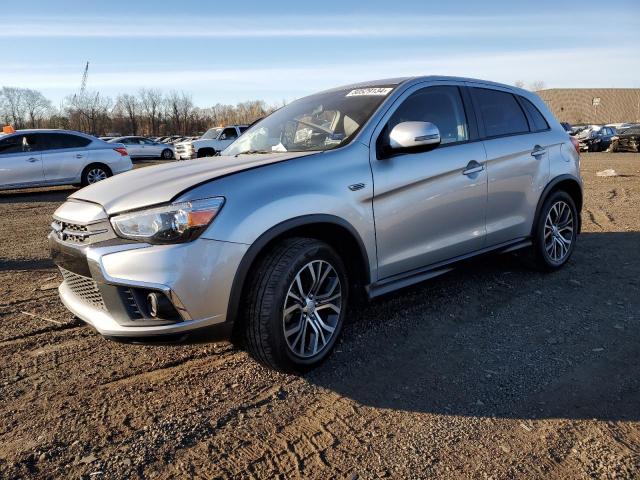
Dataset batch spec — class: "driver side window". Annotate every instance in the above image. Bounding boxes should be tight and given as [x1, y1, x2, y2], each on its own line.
[220, 127, 238, 141]
[388, 86, 469, 145]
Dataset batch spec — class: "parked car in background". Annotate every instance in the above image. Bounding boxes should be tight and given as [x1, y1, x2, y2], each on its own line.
[612, 125, 640, 152]
[49, 76, 582, 372]
[108, 136, 175, 160]
[0, 128, 132, 190]
[581, 126, 616, 152]
[174, 125, 248, 159]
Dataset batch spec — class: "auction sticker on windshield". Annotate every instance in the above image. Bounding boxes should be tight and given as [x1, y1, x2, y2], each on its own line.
[346, 87, 393, 96]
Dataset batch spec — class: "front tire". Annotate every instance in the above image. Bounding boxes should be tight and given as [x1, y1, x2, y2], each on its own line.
[530, 191, 578, 271]
[243, 238, 348, 373]
[161, 148, 173, 160]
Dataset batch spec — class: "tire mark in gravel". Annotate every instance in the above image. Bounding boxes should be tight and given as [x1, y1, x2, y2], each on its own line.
[585, 209, 604, 230]
[186, 393, 364, 479]
[0, 322, 84, 346]
[100, 348, 237, 388]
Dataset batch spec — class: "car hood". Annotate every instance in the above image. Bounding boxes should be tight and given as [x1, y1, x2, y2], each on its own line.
[71, 151, 318, 215]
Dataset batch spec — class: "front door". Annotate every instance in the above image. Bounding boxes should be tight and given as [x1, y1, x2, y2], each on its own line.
[0, 134, 44, 187]
[370, 84, 488, 280]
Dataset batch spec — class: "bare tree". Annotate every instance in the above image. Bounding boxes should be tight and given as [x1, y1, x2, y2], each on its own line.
[514, 80, 526, 89]
[1, 84, 283, 136]
[65, 90, 112, 135]
[529, 80, 546, 92]
[116, 93, 141, 135]
[23, 89, 52, 128]
[139, 88, 163, 136]
[1, 87, 28, 128]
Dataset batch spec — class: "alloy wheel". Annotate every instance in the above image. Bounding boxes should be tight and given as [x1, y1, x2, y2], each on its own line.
[282, 260, 342, 359]
[543, 200, 574, 262]
[87, 168, 107, 184]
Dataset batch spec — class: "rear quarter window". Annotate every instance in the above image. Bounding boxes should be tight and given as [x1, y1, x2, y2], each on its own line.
[472, 88, 529, 138]
[518, 96, 550, 132]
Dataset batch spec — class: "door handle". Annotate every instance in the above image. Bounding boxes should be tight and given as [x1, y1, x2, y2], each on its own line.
[531, 145, 546, 158]
[75, 154, 83, 159]
[26, 157, 39, 163]
[462, 161, 484, 176]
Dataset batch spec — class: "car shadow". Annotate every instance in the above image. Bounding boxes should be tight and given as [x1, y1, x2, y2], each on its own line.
[303, 231, 640, 421]
[0, 187, 76, 204]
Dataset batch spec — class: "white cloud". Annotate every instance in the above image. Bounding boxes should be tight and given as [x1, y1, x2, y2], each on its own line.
[3, 47, 638, 104]
[0, 14, 634, 40]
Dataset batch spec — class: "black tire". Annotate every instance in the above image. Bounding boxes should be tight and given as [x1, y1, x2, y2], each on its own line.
[529, 190, 578, 271]
[243, 237, 349, 373]
[81, 164, 112, 187]
[161, 149, 173, 160]
[197, 148, 216, 158]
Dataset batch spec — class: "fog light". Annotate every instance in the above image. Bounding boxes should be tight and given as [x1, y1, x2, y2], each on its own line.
[147, 292, 173, 318]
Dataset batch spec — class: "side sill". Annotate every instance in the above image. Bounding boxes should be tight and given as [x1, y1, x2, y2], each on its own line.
[367, 238, 532, 299]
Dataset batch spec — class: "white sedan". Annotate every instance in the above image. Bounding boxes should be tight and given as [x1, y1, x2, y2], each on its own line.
[108, 136, 175, 160]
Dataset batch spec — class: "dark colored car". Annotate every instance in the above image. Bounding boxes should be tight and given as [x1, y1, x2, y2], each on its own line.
[612, 125, 640, 152]
[581, 126, 616, 152]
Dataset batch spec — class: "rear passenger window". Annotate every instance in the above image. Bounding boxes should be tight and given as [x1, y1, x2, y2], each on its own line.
[519, 96, 549, 132]
[388, 85, 469, 145]
[472, 88, 529, 137]
[42, 134, 91, 150]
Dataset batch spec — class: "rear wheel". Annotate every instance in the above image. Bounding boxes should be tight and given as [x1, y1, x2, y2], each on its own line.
[161, 148, 173, 160]
[81, 164, 112, 186]
[243, 238, 348, 373]
[529, 191, 578, 271]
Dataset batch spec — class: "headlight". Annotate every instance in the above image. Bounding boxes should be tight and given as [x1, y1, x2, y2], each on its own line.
[111, 197, 224, 244]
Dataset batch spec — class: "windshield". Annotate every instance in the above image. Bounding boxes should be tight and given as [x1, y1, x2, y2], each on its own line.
[201, 128, 223, 140]
[222, 86, 396, 156]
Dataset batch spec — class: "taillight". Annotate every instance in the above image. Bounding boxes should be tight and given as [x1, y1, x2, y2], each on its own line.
[114, 147, 128, 156]
[570, 136, 580, 154]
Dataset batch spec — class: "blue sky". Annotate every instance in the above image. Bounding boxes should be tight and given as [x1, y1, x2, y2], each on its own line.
[2, 0, 639, 106]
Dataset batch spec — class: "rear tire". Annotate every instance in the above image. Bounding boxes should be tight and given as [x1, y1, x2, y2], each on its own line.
[161, 149, 173, 160]
[243, 238, 348, 373]
[81, 164, 112, 187]
[529, 190, 578, 271]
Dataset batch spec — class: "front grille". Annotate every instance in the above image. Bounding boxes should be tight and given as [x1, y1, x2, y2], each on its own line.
[51, 218, 111, 245]
[51, 220, 89, 243]
[60, 268, 106, 310]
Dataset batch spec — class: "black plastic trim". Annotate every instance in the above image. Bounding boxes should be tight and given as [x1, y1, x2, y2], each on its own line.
[531, 175, 584, 236]
[225, 214, 371, 325]
[368, 238, 532, 298]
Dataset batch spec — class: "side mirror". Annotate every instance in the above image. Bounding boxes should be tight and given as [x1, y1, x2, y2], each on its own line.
[388, 121, 441, 153]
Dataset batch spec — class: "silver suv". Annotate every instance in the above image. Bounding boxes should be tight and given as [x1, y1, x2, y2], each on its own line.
[0, 129, 133, 190]
[49, 77, 582, 372]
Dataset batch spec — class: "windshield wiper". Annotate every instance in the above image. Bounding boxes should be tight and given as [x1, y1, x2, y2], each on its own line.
[234, 150, 272, 157]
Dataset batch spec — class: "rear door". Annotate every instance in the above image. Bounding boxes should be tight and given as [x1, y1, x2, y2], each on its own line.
[468, 85, 551, 246]
[370, 83, 488, 279]
[40, 133, 92, 183]
[122, 137, 143, 157]
[0, 134, 44, 187]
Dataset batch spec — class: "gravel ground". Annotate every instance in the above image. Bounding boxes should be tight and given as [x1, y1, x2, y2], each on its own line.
[1, 153, 639, 479]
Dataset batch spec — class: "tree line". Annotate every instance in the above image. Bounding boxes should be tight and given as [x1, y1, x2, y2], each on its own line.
[0, 86, 283, 136]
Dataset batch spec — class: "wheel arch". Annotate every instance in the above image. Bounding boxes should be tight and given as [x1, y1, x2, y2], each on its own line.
[227, 214, 371, 331]
[532, 175, 583, 235]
